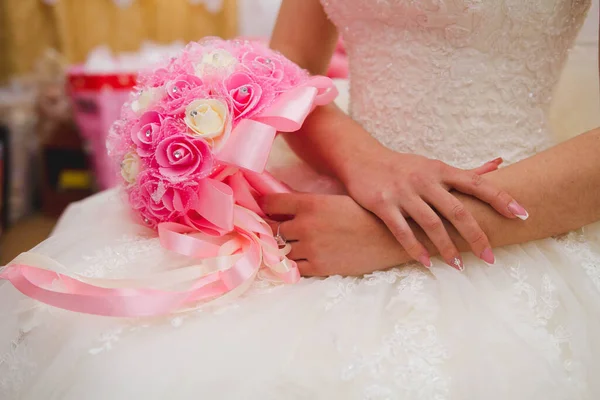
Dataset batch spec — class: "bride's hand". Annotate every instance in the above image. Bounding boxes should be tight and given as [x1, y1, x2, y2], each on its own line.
[340, 147, 528, 269]
[261, 193, 411, 276]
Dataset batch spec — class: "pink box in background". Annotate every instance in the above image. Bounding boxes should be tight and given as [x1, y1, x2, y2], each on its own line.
[67, 68, 136, 190]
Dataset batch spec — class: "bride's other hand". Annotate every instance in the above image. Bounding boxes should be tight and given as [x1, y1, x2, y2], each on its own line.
[261, 193, 410, 276]
[341, 147, 526, 269]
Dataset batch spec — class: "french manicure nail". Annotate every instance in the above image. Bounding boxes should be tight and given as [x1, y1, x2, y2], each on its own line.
[508, 201, 529, 220]
[448, 257, 464, 271]
[480, 247, 495, 265]
[418, 254, 432, 268]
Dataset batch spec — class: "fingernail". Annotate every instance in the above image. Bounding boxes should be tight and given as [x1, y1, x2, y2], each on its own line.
[418, 254, 432, 268]
[491, 157, 503, 164]
[480, 247, 495, 265]
[448, 257, 464, 271]
[508, 201, 529, 220]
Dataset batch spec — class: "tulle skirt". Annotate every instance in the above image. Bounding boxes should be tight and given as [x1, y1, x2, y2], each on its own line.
[2, 144, 600, 399]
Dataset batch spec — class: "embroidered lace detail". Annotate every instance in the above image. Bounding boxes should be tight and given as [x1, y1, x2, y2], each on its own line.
[555, 229, 600, 292]
[320, 0, 591, 169]
[337, 267, 451, 399]
[79, 234, 160, 278]
[0, 301, 70, 398]
[89, 327, 127, 355]
[0, 329, 37, 399]
[510, 262, 582, 392]
[88, 322, 154, 355]
[324, 264, 424, 310]
[324, 276, 360, 311]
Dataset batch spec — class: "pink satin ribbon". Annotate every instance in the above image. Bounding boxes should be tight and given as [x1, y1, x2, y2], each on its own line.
[0, 76, 337, 317]
[217, 76, 338, 179]
[0, 207, 299, 317]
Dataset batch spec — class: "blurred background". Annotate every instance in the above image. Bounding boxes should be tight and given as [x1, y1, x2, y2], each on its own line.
[0, 0, 598, 264]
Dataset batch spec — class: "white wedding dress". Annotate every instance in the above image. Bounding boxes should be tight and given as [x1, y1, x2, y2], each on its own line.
[2, 1, 600, 399]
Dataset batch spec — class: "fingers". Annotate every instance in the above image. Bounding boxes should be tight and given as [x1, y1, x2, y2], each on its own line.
[402, 199, 464, 271]
[262, 222, 318, 276]
[378, 207, 432, 268]
[264, 220, 312, 275]
[424, 189, 495, 265]
[260, 193, 301, 217]
[266, 219, 299, 241]
[287, 241, 310, 261]
[445, 168, 529, 220]
[295, 260, 314, 276]
[266, 220, 315, 260]
[471, 157, 503, 175]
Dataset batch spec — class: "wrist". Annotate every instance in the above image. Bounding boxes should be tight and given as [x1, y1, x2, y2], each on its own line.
[301, 104, 389, 185]
[336, 140, 390, 187]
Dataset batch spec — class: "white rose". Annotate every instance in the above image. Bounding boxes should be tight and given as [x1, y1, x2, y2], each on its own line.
[131, 87, 164, 114]
[184, 99, 231, 143]
[195, 50, 238, 76]
[121, 152, 141, 184]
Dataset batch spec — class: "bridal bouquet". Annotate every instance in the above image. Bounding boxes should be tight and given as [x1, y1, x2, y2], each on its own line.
[1, 38, 337, 317]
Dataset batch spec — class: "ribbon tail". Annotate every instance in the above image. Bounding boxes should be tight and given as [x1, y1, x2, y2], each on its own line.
[0, 265, 200, 317]
[193, 178, 235, 232]
[306, 75, 339, 106]
[228, 172, 263, 216]
[158, 222, 229, 258]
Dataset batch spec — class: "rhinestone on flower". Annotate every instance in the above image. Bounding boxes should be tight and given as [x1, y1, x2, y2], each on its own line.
[173, 150, 183, 159]
[145, 129, 151, 138]
[239, 86, 249, 94]
[172, 86, 179, 93]
[143, 218, 151, 225]
[190, 110, 198, 117]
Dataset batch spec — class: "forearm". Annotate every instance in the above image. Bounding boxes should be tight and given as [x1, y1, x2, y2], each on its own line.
[410, 128, 600, 257]
[281, 104, 384, 180]
[269, 0, 383, 182]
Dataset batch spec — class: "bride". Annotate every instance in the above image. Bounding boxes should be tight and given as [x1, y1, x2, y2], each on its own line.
[2, 0, 600, 398]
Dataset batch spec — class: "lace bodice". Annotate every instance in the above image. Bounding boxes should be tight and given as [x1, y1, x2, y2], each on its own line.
[321, 0, 591, 168]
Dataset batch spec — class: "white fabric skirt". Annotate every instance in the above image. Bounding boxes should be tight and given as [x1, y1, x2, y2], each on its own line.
[1, 80, 600, 399]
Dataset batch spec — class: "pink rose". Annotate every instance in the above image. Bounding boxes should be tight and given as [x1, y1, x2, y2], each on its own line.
[159, 116, 187, 139]
[241, 51, 284, 85]
[129, 171, 203, 228]
[166, 74, 203, 99]
[162, 182, 199, 213]
[129, 172, 175, 227]
[136, 67, 171, 89]
[155, 134, 213, 181]
[224, 72, 264, 119]
[131, 111, 164, 157]
[162, 74, 205, 115]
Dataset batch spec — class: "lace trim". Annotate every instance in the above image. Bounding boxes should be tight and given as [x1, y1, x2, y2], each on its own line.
[332, 267, 451, 399]
[555, 229, 600, 292]
[79, 234, 160, 278]
[510, 262, 582, 392]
